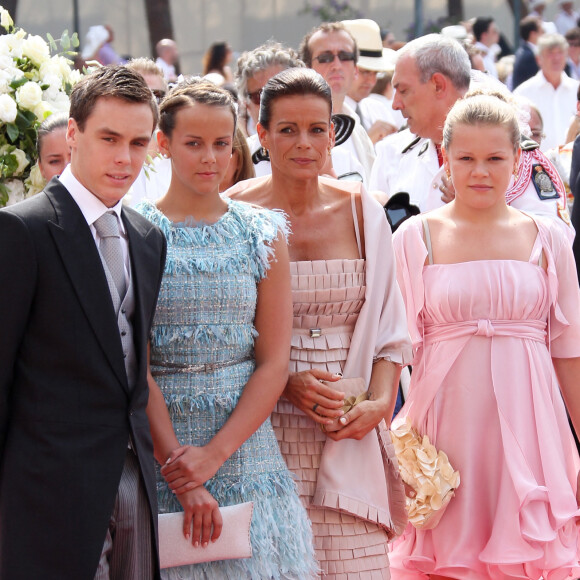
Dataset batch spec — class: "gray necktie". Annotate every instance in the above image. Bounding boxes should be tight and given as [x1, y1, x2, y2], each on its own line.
[94, 212, 126, 300]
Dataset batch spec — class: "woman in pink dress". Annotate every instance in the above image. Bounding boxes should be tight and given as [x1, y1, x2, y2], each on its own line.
[390, 93, 580, 579]
[228, 67, 412, 578]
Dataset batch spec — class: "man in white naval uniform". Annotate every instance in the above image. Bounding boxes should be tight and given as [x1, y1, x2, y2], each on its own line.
[370, 34, 574, 239]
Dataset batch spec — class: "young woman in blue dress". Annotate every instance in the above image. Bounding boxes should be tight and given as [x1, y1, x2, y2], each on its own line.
[139, 79, 317, 579]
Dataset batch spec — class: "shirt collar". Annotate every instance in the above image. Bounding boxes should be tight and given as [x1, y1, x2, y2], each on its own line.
[58, 165, 125, 232]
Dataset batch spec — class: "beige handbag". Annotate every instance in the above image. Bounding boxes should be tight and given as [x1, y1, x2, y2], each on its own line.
[158, 501, 253, 568]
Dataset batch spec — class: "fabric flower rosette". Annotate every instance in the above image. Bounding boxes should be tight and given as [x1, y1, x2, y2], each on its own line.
[390, 417, 460, 529]
[0, 6, 80, 207]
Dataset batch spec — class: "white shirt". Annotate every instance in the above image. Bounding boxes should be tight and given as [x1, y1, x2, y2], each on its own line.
[339, 101, 376, 182]
[555, 9, 580, 35]
[513, 71, 580, 151]
[474, 41, 499, 78]
[59, 165, 130, 284]
[370, 132, 445, 212]
[367, 93, 406, 129]
[344, 95, 398, 134]
[155, 57, 176, 82]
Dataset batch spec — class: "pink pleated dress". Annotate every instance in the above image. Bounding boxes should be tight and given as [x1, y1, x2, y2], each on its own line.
[271, 200, 394, 578]
[390, 215, 580, 580]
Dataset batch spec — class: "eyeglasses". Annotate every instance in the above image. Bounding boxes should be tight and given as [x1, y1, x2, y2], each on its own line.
[246, 88, 262, 106]
[151, 89, 166, 103]
[313, 51, 356, 64]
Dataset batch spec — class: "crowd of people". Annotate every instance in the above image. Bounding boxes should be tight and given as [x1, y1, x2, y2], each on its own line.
[3, 4, 580, 580]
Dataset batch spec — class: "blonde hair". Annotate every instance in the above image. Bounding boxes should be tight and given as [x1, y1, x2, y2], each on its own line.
[443, 92, 520, 153]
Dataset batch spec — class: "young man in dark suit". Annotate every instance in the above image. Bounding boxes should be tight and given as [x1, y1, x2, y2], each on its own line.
[0, 65, 167, 579]
[512, 15, 543, 89]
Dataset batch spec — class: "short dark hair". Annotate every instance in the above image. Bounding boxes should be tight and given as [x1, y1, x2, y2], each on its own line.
[259, 68, 332, 130]
[37, 112, 68, 158]
[473, 17, 494, 42]
[565, 26, 580, 44]
[299, 22, 358, 68]
[520, 16, 541, 41]
[159, 77, 237, 138]
[69, 65, 158, 132]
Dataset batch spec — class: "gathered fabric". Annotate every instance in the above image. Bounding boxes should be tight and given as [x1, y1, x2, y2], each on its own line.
[390, 214, 580, 580]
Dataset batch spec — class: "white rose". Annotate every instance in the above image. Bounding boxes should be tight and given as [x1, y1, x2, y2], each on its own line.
[0, 92, 17, 122]
[25, 163, 46, 196]
[16, 80, 42, 110]
[33, 99, 52, 121]
[6, 30, 25, 59]
[40, 56, 71, 84]
[22, 34, 49, 66]
[0, 8, 13, 29]
[45, 90, 69, 113]
[0, 145, 30, 177]
[4, 178, 25, 206]
[11, 147, 29, 176]
[42, 73, 62, 96]
[69, 68, 82, 86]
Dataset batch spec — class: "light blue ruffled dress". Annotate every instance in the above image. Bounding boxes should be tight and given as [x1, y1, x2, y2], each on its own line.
[137, 199, 317, 580]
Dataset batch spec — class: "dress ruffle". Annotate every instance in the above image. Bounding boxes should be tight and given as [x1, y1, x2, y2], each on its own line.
[391, 215, 580, 580]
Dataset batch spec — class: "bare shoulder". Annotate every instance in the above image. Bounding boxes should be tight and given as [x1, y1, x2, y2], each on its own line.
[224, 176, 271, 202]
[318, 175, 362, 202]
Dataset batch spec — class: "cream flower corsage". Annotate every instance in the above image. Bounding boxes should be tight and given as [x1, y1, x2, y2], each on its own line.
[390, 417, 460, 529]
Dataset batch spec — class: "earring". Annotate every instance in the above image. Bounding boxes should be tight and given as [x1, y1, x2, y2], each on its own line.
[445, 170, 451, 180]
[328, 145, 332, 156]
[261, 146, 268, 157]
[513, 167, 518, 179]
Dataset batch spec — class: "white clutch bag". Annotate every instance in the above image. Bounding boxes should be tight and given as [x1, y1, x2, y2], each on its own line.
[158, 501, 254, 568]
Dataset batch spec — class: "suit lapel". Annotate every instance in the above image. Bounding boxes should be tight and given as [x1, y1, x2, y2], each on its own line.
[44, 181, 130, 394]
[122, 207, 160, 385]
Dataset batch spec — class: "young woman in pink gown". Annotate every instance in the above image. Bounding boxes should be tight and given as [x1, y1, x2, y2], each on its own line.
[390, 93, 580, 579]
[228, 67, 412, 578]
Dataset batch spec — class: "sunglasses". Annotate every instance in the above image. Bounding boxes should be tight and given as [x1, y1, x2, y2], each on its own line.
[151, 89, 166, 103]
[246, 88, 262, 106]
[313, 51, 356, 64]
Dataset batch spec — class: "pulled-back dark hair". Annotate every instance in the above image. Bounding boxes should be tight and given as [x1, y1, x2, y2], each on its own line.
[69, 65, 158, 131]
[159, 77, 237, 137]
[259, 68, 332, 130]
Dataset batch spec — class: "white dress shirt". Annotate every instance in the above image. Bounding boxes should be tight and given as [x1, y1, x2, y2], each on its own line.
[555, 9, 580, 35]
[59, 165, 130, 285]
[513, 71, 580, 151]
[474, 41, 499, 78]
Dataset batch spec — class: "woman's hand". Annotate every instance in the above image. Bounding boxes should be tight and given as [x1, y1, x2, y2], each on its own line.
[161, 445, 222, 494]
[176, 486, 223, 547]
[325, 398, 389, 442]
[284, 369, 345, 426]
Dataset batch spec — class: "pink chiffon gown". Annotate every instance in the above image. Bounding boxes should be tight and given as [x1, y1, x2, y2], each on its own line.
[390, 214, 580, 580]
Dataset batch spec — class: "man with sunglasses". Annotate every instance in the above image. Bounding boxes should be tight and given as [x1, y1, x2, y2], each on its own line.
[300, 22, 376, 183]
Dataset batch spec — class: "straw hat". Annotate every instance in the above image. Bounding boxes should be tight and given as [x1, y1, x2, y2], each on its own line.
[342, 19, 396, 72]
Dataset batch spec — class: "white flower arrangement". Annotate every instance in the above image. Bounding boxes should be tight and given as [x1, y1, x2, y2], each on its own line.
[0, 6, 80, 206]
[390, 417, 460, 529]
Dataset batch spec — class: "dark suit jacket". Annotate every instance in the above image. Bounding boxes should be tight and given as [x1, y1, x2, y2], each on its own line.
[0, 179, 166, 579]
[512, 43, 539, 90]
